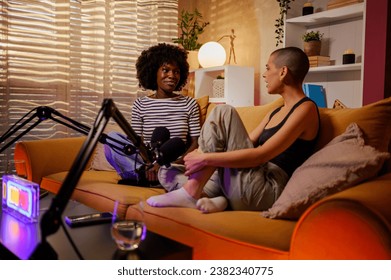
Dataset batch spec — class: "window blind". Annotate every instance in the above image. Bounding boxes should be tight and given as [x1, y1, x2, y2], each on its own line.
[0, 0, 178, 174]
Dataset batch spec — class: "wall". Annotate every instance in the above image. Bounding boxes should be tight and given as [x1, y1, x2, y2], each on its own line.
[178, 0, 280, 105]
[363, 0, 390, 104]
[179, 0, 390, 106]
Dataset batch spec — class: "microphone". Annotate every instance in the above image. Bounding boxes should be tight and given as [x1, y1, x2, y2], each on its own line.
[155, 137, 186, 167]
[150, 127, 170, 148]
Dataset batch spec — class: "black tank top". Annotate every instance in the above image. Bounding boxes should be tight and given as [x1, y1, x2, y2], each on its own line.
[258, 97, 320, 177]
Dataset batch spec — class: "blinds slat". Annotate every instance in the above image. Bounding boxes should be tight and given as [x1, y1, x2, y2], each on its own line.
[0, 0, 178, 173]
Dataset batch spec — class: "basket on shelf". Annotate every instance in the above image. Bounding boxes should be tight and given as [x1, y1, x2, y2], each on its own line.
[212, 79, 224, 98]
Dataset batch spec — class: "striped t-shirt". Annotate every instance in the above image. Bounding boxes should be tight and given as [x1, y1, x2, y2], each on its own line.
[131, 95, 201, 145]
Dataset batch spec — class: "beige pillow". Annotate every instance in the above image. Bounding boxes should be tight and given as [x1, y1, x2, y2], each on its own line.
[89, 123, 124, 171]
[262, 123, 390, 220]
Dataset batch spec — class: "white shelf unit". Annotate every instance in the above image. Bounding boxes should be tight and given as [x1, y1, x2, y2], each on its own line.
[285, 1, 366, 108]
[193, 65, 254, 106]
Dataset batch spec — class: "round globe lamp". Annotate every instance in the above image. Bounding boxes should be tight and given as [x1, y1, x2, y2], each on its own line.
[198, 42, 226, 68]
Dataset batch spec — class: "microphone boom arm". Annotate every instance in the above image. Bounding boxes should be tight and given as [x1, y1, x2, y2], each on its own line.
[30, 99, 152, 259]
[1, 106, 134, 155]
[0, 106, 90, 153]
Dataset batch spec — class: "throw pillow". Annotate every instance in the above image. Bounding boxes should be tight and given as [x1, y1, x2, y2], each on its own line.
[196, 95, 209, 126]
[262, 122, 390, 220]
[89, 122, 124, 171]
[332, 99, 347, 109]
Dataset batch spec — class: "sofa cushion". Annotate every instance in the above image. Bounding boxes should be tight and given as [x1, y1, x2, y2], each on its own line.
[143, 204, 297, 254]
[41, 170, 165, 217]
[316, 97, 391, 153]
[263, 123, 390, 220]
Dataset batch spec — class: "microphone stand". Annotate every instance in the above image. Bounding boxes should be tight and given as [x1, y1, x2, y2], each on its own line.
[1, 106, 90, 153]
[29, 99, 152, 259]
[1, 106, 134, 155]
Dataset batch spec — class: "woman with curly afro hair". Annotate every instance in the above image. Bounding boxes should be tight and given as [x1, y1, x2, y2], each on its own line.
[104, 43, 201, 187]
[136, 43, 189, 93]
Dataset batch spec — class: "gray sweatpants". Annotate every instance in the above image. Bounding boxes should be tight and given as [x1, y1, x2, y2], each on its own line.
[158, 104, 289, 211]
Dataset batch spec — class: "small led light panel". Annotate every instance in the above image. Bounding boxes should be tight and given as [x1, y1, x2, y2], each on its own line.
[2, 175, 39, 223]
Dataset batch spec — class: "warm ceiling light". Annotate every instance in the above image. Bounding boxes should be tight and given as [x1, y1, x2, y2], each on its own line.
[198, 41, 226, 68]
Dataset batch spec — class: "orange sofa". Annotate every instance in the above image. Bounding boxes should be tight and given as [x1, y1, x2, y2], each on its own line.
[14, 97, 391, 259]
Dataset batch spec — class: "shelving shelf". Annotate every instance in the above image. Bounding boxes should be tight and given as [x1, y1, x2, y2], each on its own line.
[209, 97, 225, 103]
[309, 63, 361, 73]
[286, 3, 364, 26]
[193, 65, 254, 107]
[284, 0, 366, 108]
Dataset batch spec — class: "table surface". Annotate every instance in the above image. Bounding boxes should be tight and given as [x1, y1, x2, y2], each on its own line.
[0, 192, 192, 260]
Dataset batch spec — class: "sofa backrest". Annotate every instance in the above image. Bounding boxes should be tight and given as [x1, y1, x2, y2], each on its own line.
[205, 97, 391, 173]
[206, 98, 285, 133]
[315, 97, 391, 173]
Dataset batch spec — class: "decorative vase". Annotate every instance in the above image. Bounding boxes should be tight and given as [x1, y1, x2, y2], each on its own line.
[187, 50, 199, 70]
[303, 40, 321, 56]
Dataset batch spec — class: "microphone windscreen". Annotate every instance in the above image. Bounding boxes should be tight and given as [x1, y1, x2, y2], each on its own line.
[157, 137, 186, 166]
[151, 127, 170, 148]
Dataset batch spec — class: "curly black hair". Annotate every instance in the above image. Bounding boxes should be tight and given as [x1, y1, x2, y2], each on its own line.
[136, 43, 189, 91]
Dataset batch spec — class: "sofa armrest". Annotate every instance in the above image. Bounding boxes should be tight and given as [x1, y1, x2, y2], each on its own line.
[14, 137, 86, 184]
[290, 173, 391, 260]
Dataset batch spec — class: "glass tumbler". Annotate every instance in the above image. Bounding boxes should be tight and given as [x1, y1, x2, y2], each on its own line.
[111, 196, 146, 251]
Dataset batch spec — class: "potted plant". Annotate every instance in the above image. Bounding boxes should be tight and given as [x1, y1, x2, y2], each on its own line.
[302, 30, 324, 56]
[274, 0, 295, 47]
[172, 9, 210, 69]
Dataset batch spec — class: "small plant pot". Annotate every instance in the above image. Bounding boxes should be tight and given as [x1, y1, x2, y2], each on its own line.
[303, 41, 321, 56]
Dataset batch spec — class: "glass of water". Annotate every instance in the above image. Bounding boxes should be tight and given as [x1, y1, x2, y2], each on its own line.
[111, 196, 146, 251]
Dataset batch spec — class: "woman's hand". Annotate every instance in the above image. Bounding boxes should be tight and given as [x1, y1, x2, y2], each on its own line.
[145, 163, 159, 182]
[184, 149, 206, 176]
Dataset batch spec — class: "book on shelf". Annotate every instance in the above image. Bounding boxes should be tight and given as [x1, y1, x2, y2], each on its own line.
[327, 0, 363, 10]
[308, 56, 331, 67]
[303, 84, 327, 108]
[310, 61, 331, 67]
[308, 56, 330, 62]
